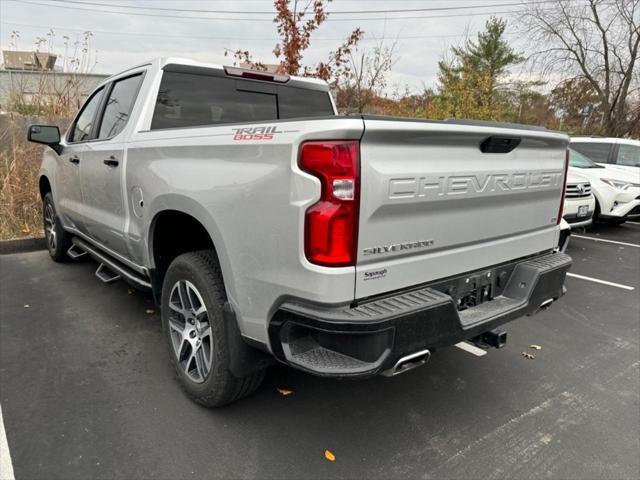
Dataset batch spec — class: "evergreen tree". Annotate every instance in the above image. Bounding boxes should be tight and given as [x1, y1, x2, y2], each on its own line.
[436, 17, 524, 119]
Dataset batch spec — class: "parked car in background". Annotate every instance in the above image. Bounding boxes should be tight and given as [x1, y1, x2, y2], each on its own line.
[569, 149, 640, 225]
[570, 137, 640, 173]
[563, 171, 595, 229]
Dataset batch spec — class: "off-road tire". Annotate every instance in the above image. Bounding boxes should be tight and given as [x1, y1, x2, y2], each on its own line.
[161, 250, 265, 407]
[42, 193, 72, 262]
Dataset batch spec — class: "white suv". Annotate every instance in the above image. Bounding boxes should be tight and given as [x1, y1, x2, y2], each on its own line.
[569, 149, 640, 225]
[571, 137, 640, 173]
[563, 171, 595, 229]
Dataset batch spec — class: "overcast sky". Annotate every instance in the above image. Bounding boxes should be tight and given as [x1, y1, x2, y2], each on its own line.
[0, 0, 534, 92]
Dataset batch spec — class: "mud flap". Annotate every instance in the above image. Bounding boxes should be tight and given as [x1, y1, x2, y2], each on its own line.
[224, 303, 276, 377]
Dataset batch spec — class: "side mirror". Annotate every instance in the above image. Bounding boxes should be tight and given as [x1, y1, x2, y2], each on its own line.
[28, 125, 62, 154]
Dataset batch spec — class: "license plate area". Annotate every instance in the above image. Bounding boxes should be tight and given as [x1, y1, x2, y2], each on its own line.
[429, 263, 518, 311]
[577, 205, 589, 217]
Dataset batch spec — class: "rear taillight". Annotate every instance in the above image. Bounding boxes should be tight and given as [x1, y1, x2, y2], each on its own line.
[299, 140, 360, 267]
[557, 148, 570, 224]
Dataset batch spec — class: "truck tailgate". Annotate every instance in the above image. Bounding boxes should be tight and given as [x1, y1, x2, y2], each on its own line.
[356, 117, 569, 299]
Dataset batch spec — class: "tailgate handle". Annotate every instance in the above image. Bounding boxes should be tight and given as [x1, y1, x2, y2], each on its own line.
[480, 136, 521, 153]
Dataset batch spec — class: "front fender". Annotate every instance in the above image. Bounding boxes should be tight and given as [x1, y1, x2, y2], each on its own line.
[39, 148, 60, 201]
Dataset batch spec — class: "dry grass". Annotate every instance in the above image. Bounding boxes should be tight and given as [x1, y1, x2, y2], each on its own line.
[0, 113, 69, 240]
[0, 114, 42, 240]
[1, 32, 100, 240]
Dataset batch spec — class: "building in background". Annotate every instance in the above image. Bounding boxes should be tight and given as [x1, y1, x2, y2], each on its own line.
[0, 50, 108, 114]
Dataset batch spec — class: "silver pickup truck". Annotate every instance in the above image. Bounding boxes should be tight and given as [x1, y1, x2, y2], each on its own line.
[28, 58, 572, 406]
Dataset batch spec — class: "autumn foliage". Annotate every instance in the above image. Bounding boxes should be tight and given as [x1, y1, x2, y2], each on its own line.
[227, 0, 362, 85]
[2, 1, 639, 241]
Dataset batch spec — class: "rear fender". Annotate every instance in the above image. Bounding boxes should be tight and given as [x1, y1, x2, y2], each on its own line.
[147, 194, 238, 314]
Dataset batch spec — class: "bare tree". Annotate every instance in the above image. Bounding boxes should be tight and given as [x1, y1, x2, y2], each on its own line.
[335, 37, 398, 113]
[519, 0, 639, 136]
[6, 30, 98, 116]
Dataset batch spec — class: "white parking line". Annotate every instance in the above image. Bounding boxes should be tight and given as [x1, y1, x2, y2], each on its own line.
[627, 221, 640, 226]
[455, 341, 487, 357]
[572, 235, 640, 248]
[0, 404, 15, 480]
[566, 272, 635, 291]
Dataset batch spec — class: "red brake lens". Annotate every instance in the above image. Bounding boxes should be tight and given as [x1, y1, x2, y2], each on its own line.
[223, 66, 289, 83]
[299, 141, 360, 267]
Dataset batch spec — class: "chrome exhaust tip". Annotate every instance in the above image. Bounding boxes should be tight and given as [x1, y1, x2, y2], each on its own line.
[538, 298, 555, 311]
[381, 349, 431, 377]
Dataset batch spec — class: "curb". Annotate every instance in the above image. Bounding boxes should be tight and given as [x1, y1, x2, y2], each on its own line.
[0, 237, 46, 255]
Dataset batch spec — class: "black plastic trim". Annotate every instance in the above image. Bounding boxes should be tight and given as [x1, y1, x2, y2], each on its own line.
[564, 213, 594, 222]
[480, 136, 521, 153]
[269, 252, 572, 378]
[223, 303, 277, 377]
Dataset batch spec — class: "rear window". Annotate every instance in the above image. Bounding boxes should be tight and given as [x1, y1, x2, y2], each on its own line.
[570, 142, 612, 163]
[151, 71, 333, 130]
[278, 85, 334, 119]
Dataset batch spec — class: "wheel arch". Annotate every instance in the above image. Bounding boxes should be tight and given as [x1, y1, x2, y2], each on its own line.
[591, 190, 605, 220]
[39, 175, 52, 200]
[147, 198, 235, 304]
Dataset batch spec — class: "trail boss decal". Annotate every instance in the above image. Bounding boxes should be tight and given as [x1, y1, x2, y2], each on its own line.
[232, 126, 282, 141]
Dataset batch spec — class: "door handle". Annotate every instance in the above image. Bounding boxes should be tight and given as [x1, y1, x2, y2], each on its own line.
[103, 156, 119, 167]
[69, 156, 80, 164]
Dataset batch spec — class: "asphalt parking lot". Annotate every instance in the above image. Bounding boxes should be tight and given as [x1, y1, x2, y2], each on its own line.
[1, 223, 639, 480]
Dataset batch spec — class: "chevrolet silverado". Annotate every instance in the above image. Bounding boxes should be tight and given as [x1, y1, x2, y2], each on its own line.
[28, 58, 572, 406]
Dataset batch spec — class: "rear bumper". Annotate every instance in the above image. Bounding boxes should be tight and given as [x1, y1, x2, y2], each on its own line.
[269, 251, 571, 378]
[563, 213, 593, 229]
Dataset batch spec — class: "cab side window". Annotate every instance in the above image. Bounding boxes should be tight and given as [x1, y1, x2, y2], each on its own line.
[70, 87, 105, 143]
[616, 144, 640, 167]
[98, 74, 144, 139]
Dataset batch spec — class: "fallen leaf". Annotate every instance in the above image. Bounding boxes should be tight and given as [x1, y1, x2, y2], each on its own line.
[521, 352, 535, 359]
[145, 308, 155, 315]
[24, 304, 30, 308]
[324, 450, 336, 462]
[529, 344, 542, 350]
[276, 388, 293, 396]
[128, 289, 134, 295]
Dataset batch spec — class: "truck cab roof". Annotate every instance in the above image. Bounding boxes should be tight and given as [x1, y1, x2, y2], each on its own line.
[100, 57, 329, 91]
